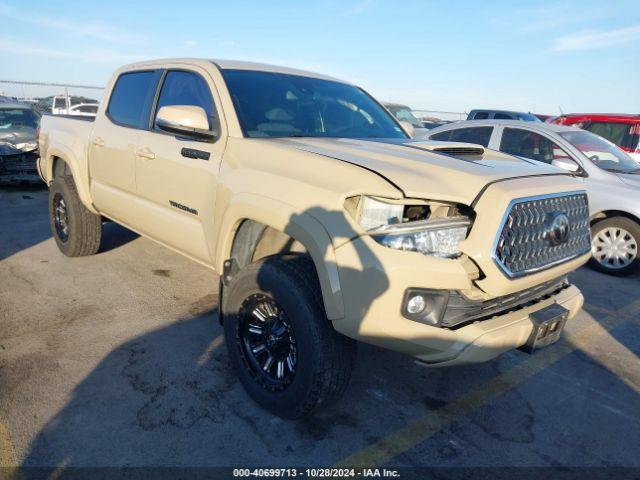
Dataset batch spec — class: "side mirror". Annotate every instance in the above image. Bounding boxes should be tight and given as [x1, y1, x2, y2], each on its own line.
[156, 105, 217, 141]
[400, 120, 415, 138]
[552, 158, 580, 173]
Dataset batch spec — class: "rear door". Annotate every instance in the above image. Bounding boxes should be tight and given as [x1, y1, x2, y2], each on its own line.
[88, 69, 161, 224]
[133, 66, 227, 263]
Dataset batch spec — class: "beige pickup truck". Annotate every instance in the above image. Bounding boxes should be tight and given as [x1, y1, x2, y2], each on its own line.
[38, 58, 591, 418]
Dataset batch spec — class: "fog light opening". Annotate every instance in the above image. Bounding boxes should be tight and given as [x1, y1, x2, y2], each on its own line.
[407, 294, 427, 314]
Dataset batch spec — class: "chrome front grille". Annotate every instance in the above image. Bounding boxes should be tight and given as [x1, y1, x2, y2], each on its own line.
[493, 192, 591, 277]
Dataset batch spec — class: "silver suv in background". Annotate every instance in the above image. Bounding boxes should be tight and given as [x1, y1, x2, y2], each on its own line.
[426, 120, 640, 276]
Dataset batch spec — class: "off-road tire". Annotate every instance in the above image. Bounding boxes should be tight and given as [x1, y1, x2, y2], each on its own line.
[589, 217, 640, 276]
[223, 254, 356, 419]
[49, 175, 102, 257]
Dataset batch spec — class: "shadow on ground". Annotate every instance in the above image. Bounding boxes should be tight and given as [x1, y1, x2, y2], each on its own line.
[0, 185, 49, 260]
[11, 204, 640, 472]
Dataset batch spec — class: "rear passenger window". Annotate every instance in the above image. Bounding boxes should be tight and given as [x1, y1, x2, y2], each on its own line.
[449, 127, 493, 147]
[494, 113, 512, 119]
[154, 71, 215, 130]
[473, 111, 489, 119]
[107, 71, 159, 129]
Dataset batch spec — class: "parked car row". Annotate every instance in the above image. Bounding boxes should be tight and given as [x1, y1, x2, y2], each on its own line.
[35, 95, 100, 117]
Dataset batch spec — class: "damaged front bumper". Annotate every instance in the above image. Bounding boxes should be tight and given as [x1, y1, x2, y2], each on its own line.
[0, 151, 41, 184]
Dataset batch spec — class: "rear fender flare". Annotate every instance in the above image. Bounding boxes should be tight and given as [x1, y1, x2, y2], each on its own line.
[46, 147, 97, 214]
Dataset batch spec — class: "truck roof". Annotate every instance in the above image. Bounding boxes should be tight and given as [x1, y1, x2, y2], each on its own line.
[119, 58, 348, 84]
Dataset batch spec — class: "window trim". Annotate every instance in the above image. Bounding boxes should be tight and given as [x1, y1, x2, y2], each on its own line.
[432, 126, 493, 147]
[148, 68, 220, 143]
[106, 69, 162, 131]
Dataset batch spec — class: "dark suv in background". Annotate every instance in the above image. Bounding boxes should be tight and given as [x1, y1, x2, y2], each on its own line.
[0, 100, 41, 184]
[468, 109, 541, 122]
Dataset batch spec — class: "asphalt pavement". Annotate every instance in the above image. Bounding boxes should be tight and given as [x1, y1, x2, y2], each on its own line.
[1, 186, 639, 474]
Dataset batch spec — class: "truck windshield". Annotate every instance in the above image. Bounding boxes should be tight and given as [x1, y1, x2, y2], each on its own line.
[560, 130, 640, 173]
[222, 69, 407, 139]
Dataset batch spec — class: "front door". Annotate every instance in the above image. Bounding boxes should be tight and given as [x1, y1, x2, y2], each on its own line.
[134, 67, 226, 263]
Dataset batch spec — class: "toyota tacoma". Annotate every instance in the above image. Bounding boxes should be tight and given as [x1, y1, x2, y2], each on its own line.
[38, 59, 591, 418]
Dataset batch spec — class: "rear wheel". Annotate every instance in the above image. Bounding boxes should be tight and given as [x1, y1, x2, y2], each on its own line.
[49, 175, 102, 257]
[589, 217, 640, 276]
[223, 255, 356, 418]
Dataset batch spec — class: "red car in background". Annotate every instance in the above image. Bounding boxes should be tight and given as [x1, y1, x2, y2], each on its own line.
[552, 114, 640, 161]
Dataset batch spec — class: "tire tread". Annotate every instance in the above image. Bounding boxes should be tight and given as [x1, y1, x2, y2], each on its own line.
[224, 254, 355, 418]
[49, 175, 102, 257]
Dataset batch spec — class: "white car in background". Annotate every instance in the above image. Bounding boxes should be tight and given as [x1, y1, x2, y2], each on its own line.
[425, 120, 640, 276]
[49, 95, 99, 116]
[68, 103, 99, 117]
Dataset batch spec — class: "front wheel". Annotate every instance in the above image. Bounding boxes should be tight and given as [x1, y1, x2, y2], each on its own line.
[589, 217, 640, 276]
[222, 255, 356, 419]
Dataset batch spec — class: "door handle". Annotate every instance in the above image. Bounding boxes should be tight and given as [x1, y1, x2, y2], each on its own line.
[91, 137, 105, 147]
[136, 147, 155, 160]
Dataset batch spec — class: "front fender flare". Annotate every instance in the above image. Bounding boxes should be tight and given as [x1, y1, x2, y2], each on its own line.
[215, 193, 345, 320]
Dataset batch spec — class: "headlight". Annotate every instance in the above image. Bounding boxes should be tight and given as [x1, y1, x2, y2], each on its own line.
[349, 196, 471, 258]
[370, 217, 470, 258]
[356, 196, 405, 231]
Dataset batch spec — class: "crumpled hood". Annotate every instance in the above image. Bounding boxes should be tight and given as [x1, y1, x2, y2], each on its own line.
[273, 138, 568, 205]
[617, 173, 640, 188]
[0, 126, 37, 155]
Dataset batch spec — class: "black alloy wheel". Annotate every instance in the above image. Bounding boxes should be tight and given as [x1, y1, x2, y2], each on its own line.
[237, 293, 297, 391]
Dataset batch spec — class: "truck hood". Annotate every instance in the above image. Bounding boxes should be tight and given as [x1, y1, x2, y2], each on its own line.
[274, 138, 568, 205]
